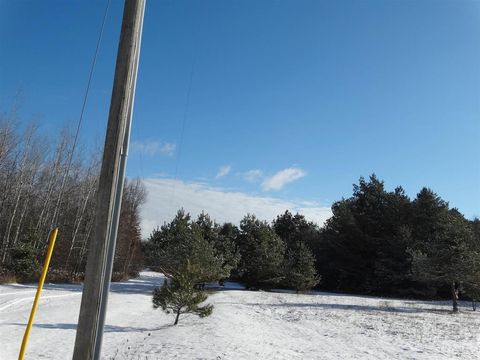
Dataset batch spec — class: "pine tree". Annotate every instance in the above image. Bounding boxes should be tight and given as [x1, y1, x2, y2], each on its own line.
[472, 218, 480, 246]
[465, 218, 480, 310]
[318, 175, 413, 295]
[7, 242, 40, 281]
[273, 211, 321, 255]
[236, 214, 285, 289]
[196, 213, 240, 282]
[145, 210, 227, 283]
[152, 261, 213, 325]
[410, 190, 480, 312]
[272, 211, 321, 292]
[284, 241, 320, 292]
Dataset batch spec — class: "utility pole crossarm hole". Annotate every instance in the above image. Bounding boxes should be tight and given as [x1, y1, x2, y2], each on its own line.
[72, 1, 146, 359]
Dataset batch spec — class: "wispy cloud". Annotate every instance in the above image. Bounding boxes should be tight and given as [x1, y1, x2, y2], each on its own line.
[216, 165, 232, 178]
[262, 167, 306, 191]
[130, 139, 176, 156]
[244, 169, 263, 183]
[139, 177, 331, 238]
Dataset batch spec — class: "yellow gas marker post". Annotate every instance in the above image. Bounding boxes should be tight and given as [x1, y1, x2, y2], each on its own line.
[18, 228, 59, 360]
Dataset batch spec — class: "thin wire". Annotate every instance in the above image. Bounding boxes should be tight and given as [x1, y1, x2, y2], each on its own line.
[51, 0, 111, 227]
[164, 1, 206, 214]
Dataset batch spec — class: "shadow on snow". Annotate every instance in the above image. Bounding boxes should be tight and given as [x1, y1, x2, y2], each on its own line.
[240, 302, 456, 314]
[8, 322, 170, 332]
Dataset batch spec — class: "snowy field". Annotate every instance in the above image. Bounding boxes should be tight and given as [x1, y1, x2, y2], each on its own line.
[1, 271, 480, 360]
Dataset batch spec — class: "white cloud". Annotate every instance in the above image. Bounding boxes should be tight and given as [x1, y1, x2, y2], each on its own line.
[244, 169, 263, 182]
[261, 167, 306, 191]
[130, 139, 176, 156]
[139, 177, 331, 238]
[216, 165, 232, 178]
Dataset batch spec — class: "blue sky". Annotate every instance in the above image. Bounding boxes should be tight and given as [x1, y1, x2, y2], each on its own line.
[1, 0, 479, 233]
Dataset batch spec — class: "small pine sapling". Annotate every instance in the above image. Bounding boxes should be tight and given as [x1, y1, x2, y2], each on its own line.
[153, 261, 213, 325]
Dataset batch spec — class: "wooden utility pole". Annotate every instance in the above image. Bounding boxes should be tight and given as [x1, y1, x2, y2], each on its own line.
[72, 1, 145, 359]
[94, 9, 143, 354]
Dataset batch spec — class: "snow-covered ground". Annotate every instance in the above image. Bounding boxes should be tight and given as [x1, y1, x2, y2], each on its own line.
[1, 271, 480, 359]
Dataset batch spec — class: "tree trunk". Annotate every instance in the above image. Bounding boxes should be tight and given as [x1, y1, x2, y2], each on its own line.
[72, 217, 94, 278]
[472, 300, 476, 311]
[34, 135, 67, 247]
[174, 310, 181, 325]
[451, 280, 459, 313]
[1, 180, 23, 264]
[65, 189, 92, 269]
[122, 237, 136, 278]
[12, 196, 28, 247]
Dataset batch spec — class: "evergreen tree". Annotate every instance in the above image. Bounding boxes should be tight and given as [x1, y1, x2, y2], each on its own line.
[196, 213, 240, 282]
[273, 211, 321, 253]
[236, 214, 285, 289]
[318, 175, 414, 295]
[465, 218, 480, 310]
[373, 225, 421, 296]
[6, 242, 40, 281]
[410, 188, 449, 252]
[273, 211, 321, 291]
[145, 210, 227, 283]
[320, 198, 374, 292]
[153, 261, 213, 325]
[471, 218, 480, 246]
[216, 222, 241, 282]
[283, 241, 320, 292]
[410, 190, 480, 311]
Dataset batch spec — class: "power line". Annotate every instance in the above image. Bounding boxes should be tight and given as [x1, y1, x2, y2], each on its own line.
[51, 0, 111, 226]
[166, 1, 205, 212]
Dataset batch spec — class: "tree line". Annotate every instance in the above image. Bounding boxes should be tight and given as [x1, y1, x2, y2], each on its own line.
[146, 174, 479, 316]
[0, 110, 145, 282]
[319, 175, 479, 312]
[2, 109, 478, 314]
[145, 210, 321, 324]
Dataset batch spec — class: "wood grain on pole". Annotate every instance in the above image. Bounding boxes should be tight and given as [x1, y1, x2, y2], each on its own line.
[72, 1, 145, 359]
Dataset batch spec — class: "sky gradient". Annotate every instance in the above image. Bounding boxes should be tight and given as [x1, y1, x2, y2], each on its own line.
[1, 0, 479, 234]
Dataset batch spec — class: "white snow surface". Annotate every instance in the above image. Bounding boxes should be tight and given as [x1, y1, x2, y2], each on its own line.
[1, 271, 480, 359]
